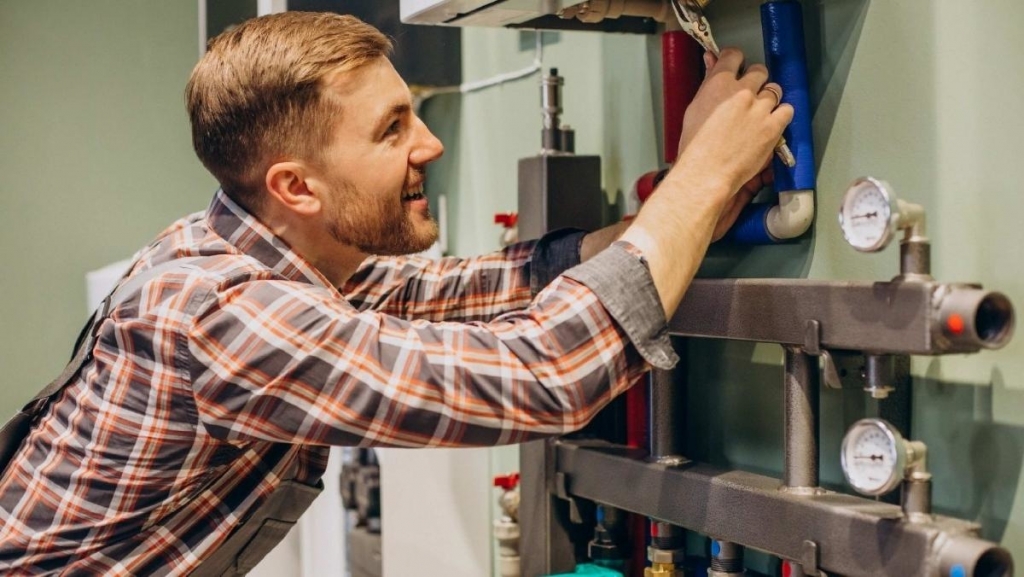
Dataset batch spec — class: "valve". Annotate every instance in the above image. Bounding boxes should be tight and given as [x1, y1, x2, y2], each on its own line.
[494, 213, 519, 248]
[493, 473, 521, 577]
[493, 472, 521, 491]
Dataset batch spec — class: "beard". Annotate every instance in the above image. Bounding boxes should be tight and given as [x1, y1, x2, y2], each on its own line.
[324, 177, 439, 256]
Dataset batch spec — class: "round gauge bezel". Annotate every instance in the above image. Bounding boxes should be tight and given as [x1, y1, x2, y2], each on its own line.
[838, 177, 898, 252]
[840, 418, 907, 496]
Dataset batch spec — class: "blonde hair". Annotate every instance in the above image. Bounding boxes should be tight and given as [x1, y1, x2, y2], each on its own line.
[186, 12, 392, 212]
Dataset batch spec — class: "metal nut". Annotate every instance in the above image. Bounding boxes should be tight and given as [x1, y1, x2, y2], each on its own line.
[647, 546, 686, 564]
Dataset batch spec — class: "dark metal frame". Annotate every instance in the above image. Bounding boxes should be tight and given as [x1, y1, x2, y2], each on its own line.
[553, 439, 1009, 576]
[668, 278, 1011, 355]
[520, 277, 1015, 576]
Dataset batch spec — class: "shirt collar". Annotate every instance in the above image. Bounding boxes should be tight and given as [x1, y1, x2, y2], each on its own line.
[204, 189, 337, 291]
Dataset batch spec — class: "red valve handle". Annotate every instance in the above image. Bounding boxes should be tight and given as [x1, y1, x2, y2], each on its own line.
[493, 472, 520, 490]
[494, 213, 518, 228]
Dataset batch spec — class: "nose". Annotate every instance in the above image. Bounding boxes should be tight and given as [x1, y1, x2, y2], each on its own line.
[410, 115, 444, 166]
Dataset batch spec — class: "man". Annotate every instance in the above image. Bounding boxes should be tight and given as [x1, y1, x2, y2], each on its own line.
[0, 11, 790, 576]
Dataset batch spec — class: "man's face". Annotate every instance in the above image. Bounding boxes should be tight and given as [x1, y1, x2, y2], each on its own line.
[315, 58, 443, 256]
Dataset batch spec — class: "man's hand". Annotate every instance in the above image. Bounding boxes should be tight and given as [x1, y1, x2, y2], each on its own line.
[619, 47, 793, 318]
[671, 47, 782, 191]
[680, 51, 778, 241]
[712, 159, 772, 242]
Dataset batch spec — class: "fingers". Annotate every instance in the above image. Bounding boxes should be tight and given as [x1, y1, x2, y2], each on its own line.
[709, 47, 744, 78]
[709, 50, 777, 111]
[756, 82, 783, 111]
[739, 162, 774, 196]
[738, 63, 769, 92]
[771, 102, 796, 132]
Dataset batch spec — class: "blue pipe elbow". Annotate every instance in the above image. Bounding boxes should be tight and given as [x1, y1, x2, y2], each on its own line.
[725, 203, 776, 245]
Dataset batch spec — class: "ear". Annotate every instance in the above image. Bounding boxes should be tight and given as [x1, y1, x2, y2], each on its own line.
[265, 161, 322, 216]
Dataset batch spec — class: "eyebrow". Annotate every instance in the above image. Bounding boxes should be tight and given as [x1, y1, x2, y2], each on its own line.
[374, 103, 411, 136]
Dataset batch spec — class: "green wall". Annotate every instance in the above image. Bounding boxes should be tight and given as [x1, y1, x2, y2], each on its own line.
[694, 0, 1024, 557]
[0, 0, 216, 413]
[2, 0, 1023, 568]
[422, 0, 1024, 567]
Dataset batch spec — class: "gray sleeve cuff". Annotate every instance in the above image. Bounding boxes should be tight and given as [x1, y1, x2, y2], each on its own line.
[562, 242, 679, 370]
[529, 228, 587, 297]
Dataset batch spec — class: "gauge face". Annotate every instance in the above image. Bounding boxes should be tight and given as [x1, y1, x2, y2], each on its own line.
[841, 419, 906, 496]
[839, 178, 895, 252]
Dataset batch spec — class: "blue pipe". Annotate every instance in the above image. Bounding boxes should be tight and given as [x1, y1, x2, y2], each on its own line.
[728, 203, 775, 244]
[726, 0, 816, 244]
[763, 0, 815, 193]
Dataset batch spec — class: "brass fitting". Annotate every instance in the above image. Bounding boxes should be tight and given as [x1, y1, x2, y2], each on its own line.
[645, 562, 681, 577]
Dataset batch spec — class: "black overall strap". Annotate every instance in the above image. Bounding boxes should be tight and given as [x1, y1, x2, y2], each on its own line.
[0, 258, 203, 473]
[187, 470, 324, 576]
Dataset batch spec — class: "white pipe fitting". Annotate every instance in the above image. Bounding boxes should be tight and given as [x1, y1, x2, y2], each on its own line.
[494, 518, 520, 577]
[766, 189, 815, 240]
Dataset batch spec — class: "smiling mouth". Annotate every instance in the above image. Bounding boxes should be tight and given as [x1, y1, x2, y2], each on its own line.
[402, 184, 425, 202]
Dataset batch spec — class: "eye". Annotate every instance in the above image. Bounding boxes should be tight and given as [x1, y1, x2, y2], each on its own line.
[384, 119, 402, 136]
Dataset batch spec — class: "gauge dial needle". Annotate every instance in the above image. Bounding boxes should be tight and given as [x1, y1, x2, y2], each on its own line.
[853, 454, 885, 461]
[851, 212, 879, 220]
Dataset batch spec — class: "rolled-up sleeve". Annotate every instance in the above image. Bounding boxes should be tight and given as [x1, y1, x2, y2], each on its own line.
[561, 241, 678, 370]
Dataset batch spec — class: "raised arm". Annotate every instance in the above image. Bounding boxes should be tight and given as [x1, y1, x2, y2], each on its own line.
[188, 243, 670, 448]
[342, 229, 587, 322]
[621, 48, 792, 318]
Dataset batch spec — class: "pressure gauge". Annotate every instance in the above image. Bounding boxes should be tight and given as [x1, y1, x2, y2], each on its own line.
[838, 177, 898, 252]
[840, 418, 907, 496]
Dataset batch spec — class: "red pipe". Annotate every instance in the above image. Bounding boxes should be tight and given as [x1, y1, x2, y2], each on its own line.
[661, 31, 705, 164]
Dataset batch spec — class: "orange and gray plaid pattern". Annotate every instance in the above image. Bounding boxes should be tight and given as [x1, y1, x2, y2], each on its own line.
[0, 190, 653, 574]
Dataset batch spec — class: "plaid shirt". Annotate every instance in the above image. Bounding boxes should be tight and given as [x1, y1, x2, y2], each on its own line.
[0, 190, 675, 575]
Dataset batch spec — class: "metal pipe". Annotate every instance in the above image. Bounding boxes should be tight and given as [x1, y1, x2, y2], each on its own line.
[936, 288, 1015, 351]
[783, 347, 819, 491]
[666, 278, 1016, 356]
[901, 478, 932, 522]
[937, 536, 1014, 577]
[902, 440, 932, 522]
[646, 339, 687, 573]
[589, 505, 628, 571]
[900, 239, 931, 278]
[648, 367, 685, 460]
[555, 440, 1015, 576]
[864, 353, 895, 400]
[709, 539, 745, 576]
[540, 68, 564, 153]
[650, 521, 684, 550]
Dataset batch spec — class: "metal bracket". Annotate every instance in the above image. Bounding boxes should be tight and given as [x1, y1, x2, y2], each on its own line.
[804, 320, 842, 389]
[800, 540, 821, 576]
[554, 472, 583, 524]
[803, 320, 823, 355]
